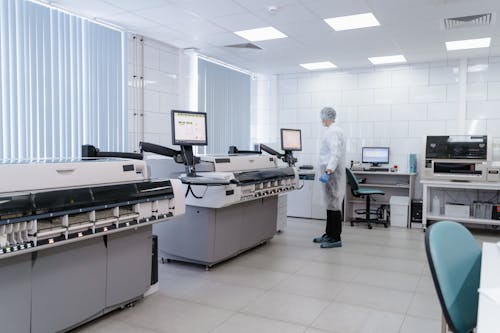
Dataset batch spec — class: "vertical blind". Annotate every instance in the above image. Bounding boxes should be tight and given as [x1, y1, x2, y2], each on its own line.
[198, 58, 251, 154]
[0, 0, 126, 161]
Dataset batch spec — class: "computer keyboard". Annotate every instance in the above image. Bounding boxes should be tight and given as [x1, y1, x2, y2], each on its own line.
[364, 167, 390, 172]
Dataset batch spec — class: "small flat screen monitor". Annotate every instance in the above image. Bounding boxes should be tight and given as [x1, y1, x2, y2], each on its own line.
[171, 110, 207, 146]
[281, 128, 302, 151]
[362, 147, 389, 166]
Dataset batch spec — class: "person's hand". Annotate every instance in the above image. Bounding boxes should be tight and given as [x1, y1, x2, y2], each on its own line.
[325, 169, 333, 174]
[319, 173, 330, 183]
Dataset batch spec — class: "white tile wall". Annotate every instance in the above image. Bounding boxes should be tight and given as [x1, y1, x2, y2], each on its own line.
[391, 104, 427, 121]
[427, 103, 458, 120]
[342, 90, 374, 106]
[274, 57, 500, 186]
[487, 82, 500, 100]
[373, 87, 408, 105]
[128, 35, 180, 152]
[409, 85, 447, 103]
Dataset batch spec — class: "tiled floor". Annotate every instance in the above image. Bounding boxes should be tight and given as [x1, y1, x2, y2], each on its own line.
[74, 217, 500, 333]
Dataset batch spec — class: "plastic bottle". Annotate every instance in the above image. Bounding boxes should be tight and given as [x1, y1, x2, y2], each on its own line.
[432, 195, 440, 216]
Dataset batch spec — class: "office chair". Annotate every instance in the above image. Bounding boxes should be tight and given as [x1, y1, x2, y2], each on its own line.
[345, 168, 386, 229]
[425, 221, 481, 333]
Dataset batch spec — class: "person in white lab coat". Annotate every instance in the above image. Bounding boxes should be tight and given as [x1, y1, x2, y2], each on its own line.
[313, 107, 346, 248]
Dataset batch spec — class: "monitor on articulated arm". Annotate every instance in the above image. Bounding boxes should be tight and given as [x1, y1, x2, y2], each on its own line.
[280, 128, 301, 167]
[171, 110, 207, 176]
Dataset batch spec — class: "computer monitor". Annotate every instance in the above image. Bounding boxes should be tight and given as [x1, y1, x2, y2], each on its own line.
[362, 147, 390, 166]
[281, 128, 302, 151]
[171, 110, 207, 146]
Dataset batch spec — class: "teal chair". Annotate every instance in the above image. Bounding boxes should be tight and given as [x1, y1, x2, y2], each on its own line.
[345, 168, 386, 229]
[425, 221, 482, 333]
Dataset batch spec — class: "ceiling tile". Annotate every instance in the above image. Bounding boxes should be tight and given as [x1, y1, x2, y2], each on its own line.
[210, 12, 268, 31]
[52, 0, 123, 18]
[300, 0, 372, 18]
[168, 0, 248, 18]
[233, 0, 298, 12]
[100, 11, 159, 30]
[252, 3, 319, 25]
[101, 0, 166, 12]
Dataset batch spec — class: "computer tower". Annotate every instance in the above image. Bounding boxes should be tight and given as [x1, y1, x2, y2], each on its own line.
[151, 235, 158, 285]
[492, 204, 500, 221]
[411, 200, 423, 223]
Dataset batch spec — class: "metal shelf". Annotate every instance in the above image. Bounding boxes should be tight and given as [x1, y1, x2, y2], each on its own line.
[359, 183, 410, 189]
[426, 214, 500, 226]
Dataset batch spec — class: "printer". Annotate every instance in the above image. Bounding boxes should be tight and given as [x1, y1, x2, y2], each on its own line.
[183, 154, 298, 208]
[423, 135, 491, 182]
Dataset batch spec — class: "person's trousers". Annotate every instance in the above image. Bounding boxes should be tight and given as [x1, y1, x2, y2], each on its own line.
[326, 210, 342, 241]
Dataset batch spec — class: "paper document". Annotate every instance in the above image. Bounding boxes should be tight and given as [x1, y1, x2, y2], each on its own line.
[478, 288, 500, 305]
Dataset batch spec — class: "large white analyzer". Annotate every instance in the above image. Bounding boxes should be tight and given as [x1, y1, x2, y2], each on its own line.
[0, 159, 185, 333]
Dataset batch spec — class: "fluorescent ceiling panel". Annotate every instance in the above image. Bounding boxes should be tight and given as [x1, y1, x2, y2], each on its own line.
[445, 37, 491, 51]
[368, 55, 407, 65]
[324, 13, 380, 31]
[300, 61, 337, 70]
[234, 26, 287, 42]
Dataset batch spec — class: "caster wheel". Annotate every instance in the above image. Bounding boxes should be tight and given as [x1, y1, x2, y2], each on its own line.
[384, 224, 388, 228]
[205, 266, 211, 271]
[368, 225, 373, 229]
[350, 222, 354, 227]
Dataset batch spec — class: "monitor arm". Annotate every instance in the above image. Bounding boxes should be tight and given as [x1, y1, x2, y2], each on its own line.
[82, 145, 143, 160]
[228, 146, 262, 155]
[259, 144, 298, 167]
[139, 141, 186, 164]
[259, 144, 283, 158]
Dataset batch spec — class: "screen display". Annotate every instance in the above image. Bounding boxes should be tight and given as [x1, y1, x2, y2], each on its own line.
[281, 129, 302, 151]
[362, 147, 389, 164]
[171, 110, 207, 146]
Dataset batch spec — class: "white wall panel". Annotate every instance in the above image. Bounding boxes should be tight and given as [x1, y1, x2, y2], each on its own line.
[427, 103, 458, 120]
[409, 86, 447, 103]
[391, 104, 427, 121]
[342, 89, 374, 105]
[373, 87, 408, 104]
[391, 68, 428, 87]
[358, 105, 391, 122]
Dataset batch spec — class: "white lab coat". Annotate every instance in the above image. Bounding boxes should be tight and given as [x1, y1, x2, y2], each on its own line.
[319, 123, 346, 211]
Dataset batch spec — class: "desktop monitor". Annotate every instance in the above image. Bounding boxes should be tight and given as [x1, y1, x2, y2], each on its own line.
[362, 147, 390, 166]
[171, 110, 207, 146]
[281, 128, 302, 151]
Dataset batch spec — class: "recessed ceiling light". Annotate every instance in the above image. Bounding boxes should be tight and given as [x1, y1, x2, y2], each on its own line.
[324, 13, 380, 31]
[368, 55, 407, 65]
[300, 61, 337, 70]
[445, 37, 491, 51]
[234, 27, 287, 42]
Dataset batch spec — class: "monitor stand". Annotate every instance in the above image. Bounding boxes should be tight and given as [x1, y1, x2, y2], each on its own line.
[365, 163, 390, 172]
[180, 145, 197, 177]
[283, 150, 297, 167]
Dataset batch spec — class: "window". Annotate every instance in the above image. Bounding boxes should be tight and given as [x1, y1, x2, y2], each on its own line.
[198, 58, 251, 154]
[0, 0, 126, 160]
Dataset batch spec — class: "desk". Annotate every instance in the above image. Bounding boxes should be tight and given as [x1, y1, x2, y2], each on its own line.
[287, 170, 327, 220]
[421, 180, 500, 231]
[344, 171, 416, 227]
[477, 242, 500, 333]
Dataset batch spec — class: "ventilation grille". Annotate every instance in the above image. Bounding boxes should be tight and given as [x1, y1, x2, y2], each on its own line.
[224, 43, 262, 50]
[444, 13, 492, 29]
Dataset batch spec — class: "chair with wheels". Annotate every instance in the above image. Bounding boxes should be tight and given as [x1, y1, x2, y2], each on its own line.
[425, 221, 482, 333]
[345, 168, 386, 229]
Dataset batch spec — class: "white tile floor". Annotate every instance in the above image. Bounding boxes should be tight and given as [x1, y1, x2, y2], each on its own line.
[73, 217, 500, 333]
